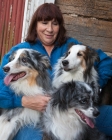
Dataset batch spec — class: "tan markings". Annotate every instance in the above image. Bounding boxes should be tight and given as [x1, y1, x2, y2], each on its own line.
[78, 51, 87, 70]
[26, 69, 39, 86]
[81, 58, 86, 70]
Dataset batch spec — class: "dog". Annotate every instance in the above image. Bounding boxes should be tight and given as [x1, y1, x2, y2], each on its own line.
[42, 81, 107, 140]
[0, 48, 51, 140]
[52, 44, 100, 95]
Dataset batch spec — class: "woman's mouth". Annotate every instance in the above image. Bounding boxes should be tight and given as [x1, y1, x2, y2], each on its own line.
[45, 34, 54, 39]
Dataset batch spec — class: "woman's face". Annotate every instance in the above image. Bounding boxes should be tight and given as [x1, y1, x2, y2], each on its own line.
[36, 19, 59, 46]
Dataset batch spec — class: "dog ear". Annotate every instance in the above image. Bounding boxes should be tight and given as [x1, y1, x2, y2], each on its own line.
[41, 56, 52, 70]
[30, 50, 52, 70]
[51, 81, 76, 110]
[84, 47, 100, 80]
[88, 81, 100, 104]
[51, 87, 67, 110]
[86, 47, 100, 66]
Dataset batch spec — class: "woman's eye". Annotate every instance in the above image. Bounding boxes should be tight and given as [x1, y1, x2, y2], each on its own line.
[53, 21, 59, 25]
[42, 21, 48, 24]
[22, 58, 27, 63]
[77, 52, 82, 56]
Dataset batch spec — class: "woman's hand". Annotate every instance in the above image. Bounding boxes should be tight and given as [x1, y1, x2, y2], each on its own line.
[22, 94, 51, 112]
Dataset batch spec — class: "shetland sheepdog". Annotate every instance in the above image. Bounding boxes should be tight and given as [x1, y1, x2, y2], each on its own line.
[42, 81, 107, 140]
[0, 49, 51, 140]
[52, 44, 99, 95]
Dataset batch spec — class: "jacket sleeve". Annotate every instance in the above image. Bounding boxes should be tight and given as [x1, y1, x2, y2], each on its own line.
[95, 49, 112, 88]
[0, 46, 23, 109]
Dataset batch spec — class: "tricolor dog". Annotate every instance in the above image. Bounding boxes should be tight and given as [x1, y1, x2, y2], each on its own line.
[42, 81, 107, 140]
[0, 49, 51, 140]
[52, 44, 100, 95]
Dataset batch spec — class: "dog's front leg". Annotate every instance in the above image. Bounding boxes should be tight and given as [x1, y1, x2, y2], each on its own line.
[0, 116, 21, 140]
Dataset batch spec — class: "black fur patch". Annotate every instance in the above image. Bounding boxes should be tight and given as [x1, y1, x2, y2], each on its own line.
[84, 46, 100, 81]
[51, 81, 96, 111]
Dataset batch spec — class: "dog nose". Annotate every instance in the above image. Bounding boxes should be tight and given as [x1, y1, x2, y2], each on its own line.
[62, 60, 69, 66]
[93, 109, 100, 117]
[3, 66, 10, 72]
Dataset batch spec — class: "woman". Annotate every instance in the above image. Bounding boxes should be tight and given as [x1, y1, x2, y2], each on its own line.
[0, 3, 112, 140]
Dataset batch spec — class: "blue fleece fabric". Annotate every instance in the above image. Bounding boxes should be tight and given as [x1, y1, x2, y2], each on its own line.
[0, 37, 112, 139]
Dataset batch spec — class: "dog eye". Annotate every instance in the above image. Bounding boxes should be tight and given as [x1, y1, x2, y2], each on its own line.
[65, 51, 70, 57]
[68, 51, 70, 55]
[77, 52, 82, 56]
[22, 58, 27, 63]
[80, 98, 89, 104]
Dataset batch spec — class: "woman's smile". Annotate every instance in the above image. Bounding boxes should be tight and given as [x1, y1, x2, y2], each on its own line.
[36, 19, 59, 46]
[44, 34, 53, 37]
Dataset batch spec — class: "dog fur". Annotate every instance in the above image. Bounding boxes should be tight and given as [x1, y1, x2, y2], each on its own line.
[52, 44, 99, 95]
[0, 48, 51, 140]
[42, 81, 107, 140]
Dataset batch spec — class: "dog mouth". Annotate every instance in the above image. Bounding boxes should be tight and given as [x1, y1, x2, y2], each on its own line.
[62, 66, 72, 71]
[62, 66, 76, 72]
[4, 72, 26, 86]
[75, 109, 94, 128]
[63, 68, 71, 71]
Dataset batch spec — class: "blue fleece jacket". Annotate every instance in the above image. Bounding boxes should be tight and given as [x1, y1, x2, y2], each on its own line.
[0, 37, 112, 109]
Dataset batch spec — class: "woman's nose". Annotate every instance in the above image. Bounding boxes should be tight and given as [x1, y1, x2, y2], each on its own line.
[47, 24, 53, 32]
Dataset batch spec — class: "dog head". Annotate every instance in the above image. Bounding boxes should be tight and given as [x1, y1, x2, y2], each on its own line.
[3, 49, 51, 86]
[61, 44, 99, 74]
[51, 81, 99, 128]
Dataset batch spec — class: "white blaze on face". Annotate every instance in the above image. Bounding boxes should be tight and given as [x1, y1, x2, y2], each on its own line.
[63, 45, 86, 70]
[5, 49, 26, 69]
[3, 49, 28, 85]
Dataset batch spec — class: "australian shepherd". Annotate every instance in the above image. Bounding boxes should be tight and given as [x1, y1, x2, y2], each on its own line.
[0, 49, 51, 140]
[52, 44, 99, 95]
[42, 81, 107, 140]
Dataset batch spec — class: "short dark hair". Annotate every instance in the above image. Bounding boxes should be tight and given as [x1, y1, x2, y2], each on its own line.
[25, 3, 67, 46]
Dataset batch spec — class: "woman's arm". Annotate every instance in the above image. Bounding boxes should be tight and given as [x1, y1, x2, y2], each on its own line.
[22, 95, 51, 111]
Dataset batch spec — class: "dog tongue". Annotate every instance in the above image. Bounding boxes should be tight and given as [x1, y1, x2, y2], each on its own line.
[84, 115, 94, 128]
[75, 109, 94, 128]
[4, 74, 15, 85]
[4, 72, 26, 86]
[4, 74, 15, 86]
